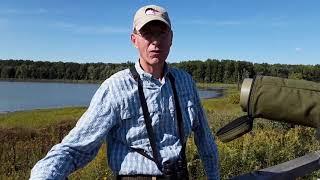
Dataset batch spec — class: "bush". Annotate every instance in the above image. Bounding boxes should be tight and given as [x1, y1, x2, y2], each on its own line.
[227, 93, 240, 104]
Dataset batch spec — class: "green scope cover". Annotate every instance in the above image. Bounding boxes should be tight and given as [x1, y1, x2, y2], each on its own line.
[217, 76, 320, 143]
[247, 76, 320, 128]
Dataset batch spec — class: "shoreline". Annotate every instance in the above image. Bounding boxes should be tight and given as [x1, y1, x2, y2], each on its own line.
[1, 79, 228, 90]
[0, 88, 225, 114]
[0, 78, 101, 84]
[0, 106, 87, 115]
[1, 80, 228, 114]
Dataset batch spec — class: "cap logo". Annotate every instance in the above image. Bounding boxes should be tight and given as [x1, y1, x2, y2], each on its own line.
[145, 8, 160, 15]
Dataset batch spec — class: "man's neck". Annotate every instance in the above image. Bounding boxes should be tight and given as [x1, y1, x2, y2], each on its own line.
[139, 59, 165, 80]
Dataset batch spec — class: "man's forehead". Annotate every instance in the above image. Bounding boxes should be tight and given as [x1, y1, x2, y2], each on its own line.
[140, 20, 169, 31]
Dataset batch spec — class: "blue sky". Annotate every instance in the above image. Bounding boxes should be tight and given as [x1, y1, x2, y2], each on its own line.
[1, 0, 319, 65]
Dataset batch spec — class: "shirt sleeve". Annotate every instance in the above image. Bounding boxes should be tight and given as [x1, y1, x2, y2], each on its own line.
[30, 80, 119, 180]
[192, 83, 220, 180]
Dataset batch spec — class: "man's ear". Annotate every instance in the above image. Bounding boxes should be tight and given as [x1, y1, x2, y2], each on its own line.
[131, 33, 138, 48]
[170, 30, 173, 46]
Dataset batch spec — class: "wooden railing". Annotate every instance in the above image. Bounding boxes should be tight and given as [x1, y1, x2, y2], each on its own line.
[233, 151, 320, 179]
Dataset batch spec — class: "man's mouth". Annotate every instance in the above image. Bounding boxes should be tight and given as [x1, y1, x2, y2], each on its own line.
[150, 50, 162, 54]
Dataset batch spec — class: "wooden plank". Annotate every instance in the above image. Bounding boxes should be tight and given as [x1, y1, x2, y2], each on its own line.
[233, 151, 320, 180]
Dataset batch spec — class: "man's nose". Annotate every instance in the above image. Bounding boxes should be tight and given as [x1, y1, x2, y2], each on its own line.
[151, 36, 161, 45]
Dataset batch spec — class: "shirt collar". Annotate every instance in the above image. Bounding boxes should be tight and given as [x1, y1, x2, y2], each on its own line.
[134, 60, 170, 80]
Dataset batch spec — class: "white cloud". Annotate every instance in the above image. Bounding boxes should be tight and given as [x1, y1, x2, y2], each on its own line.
[182, 19, 243, 26]
[36, 8, 49, 14]
[185, 19, 211, 25]
[0, 8, 48, 15]
[215, 21, 242, 26]
[54, 22, 76, 29]
[269, 17, 288, 27]
[252, 14, 289, 26]
[53, 21, 129, 35]
[0, 18, 9, 29]
[184, 15, 288, 28]
[0, 18, 8, 23]
[76, 26, 128, 34]
[295, 47, 302, 52]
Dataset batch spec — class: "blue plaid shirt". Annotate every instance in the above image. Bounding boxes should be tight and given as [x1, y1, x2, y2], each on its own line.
[30, 62, 220, 179]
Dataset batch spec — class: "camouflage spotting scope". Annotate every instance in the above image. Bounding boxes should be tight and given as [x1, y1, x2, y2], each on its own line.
[217, 75, 320, 142]
[216, 76, 320, 179]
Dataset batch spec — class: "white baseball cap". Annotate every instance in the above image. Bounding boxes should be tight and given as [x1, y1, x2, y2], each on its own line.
[133, 5, 171, 31]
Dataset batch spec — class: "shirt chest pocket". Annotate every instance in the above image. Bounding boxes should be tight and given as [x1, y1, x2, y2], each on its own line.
[116, 108, 149, 145]
[119, 108, 149, 129]
[119, 103, 159, 126]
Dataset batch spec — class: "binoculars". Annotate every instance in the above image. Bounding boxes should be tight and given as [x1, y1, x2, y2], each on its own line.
[162, 158, 189, 179]
[217, 75, 320, 142]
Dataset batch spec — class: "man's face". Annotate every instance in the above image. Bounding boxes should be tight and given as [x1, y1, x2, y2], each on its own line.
[131, 21, 172, 67]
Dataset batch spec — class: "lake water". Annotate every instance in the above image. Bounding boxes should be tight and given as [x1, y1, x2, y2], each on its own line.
[0, 81, 222, 112]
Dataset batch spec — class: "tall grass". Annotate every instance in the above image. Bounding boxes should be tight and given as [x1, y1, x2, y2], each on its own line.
[0, 107, 86, 129]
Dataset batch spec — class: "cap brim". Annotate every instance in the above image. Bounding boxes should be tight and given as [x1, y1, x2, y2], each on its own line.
[135, 16, 171, 31]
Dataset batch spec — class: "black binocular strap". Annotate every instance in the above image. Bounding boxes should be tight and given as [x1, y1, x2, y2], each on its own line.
[167, 73, 187, 163]
[129, 66, 187, 172]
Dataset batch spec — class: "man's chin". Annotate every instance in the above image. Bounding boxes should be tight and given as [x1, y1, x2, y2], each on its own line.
[148, 57, 165, 65]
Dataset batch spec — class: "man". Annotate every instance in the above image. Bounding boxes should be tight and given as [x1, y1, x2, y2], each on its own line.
[30, 5, 220, 179]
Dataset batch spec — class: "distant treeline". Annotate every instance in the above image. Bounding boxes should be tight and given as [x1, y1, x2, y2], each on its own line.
[1, 59, 320, 83]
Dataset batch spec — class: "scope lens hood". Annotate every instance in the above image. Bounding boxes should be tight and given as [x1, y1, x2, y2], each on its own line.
[216, 115, 253, 142]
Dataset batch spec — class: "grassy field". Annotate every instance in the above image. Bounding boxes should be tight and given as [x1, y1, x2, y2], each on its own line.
[1, 83, 320, 179]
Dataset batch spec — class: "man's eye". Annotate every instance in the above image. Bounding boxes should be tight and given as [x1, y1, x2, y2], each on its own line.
[142, 32, 152, 37]
[161, 31, 168, 35]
